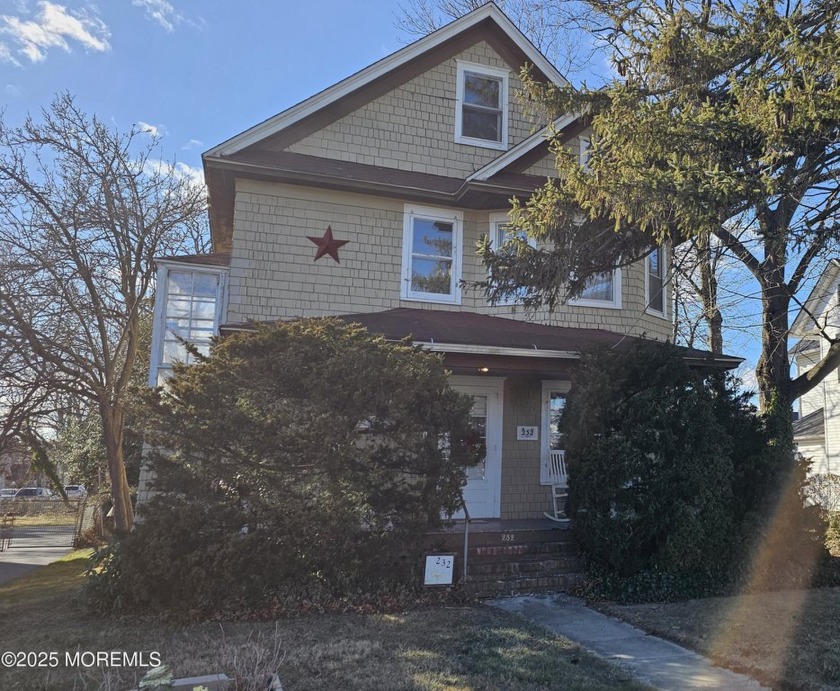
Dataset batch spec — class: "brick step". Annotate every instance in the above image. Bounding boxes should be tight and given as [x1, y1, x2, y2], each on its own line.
[468, 541, 580, 561]
[463, 572, 585, 598]
[467, 554, 584, 577]
[429, 527, 575, 550]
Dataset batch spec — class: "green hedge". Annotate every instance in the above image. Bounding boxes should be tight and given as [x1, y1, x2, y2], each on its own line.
[564, 341, 829, 602]
[86, 319, 480, 616]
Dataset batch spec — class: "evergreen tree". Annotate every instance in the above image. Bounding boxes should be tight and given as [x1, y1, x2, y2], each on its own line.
[480, 0, 840, 429]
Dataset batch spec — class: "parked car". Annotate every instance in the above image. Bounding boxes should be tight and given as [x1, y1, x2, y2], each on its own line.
[13, 487, 57, 499]
[63, 485, 87, 499]
[0, 488, 17, 500]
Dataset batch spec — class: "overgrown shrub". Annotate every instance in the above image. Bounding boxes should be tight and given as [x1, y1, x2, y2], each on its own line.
[564, 341, 829, 602]
[86, 319, 479, 616]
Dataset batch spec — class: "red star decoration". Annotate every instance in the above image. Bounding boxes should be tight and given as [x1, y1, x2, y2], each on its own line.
[307, 226, 349, 264]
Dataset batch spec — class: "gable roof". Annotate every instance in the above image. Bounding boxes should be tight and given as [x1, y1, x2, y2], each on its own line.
[205, 4, 569, 159]
[203, 4, 583, 251]
[790, 259, 840, 336]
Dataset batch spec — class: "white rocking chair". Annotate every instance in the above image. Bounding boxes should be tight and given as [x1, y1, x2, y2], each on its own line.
[543, 450, 570, 522]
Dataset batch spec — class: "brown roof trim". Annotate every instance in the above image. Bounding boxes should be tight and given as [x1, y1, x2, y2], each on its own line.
[215, 150, 550, 197]
[205, 151, 552, 248]
[156, 252, 231, 267]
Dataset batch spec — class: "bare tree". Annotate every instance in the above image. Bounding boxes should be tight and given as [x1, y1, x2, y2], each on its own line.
[395, 0, 595, 75]
[0, 93, 208, 532]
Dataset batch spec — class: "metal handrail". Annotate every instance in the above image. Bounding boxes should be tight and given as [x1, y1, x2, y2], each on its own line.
[457, 490, 470, 583]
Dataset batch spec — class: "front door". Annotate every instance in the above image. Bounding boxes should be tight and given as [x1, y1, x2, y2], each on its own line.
[450, 377, 503, 519]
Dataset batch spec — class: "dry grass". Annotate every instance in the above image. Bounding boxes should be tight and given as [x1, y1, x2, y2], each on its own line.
[4, 514, 77, 527]
[597, 587, 840, 690]
[0, 552, 650, 691]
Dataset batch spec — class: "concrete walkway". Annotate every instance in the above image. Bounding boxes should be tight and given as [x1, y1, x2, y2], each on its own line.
[488, 594, 768, 690]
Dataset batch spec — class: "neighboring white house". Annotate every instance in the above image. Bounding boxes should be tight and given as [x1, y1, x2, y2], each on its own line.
[791, 259, 840, 476]
[140, 4, 739, 518]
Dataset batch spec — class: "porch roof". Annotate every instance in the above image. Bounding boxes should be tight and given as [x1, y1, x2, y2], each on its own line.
[333, 308, 742, 371]
[793, 407, 825, 439]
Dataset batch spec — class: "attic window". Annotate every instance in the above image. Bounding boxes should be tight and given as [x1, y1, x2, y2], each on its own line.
[455, 61, 509, 150]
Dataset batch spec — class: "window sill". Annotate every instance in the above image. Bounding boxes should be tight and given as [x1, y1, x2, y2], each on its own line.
[568, 298, 622, 310]
[401, 293, 462, 306]
[454, 134, 508, 151]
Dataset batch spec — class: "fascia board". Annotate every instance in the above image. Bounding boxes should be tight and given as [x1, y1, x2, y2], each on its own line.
[417, 342, 581, 359]
[467, 111, 580, 182]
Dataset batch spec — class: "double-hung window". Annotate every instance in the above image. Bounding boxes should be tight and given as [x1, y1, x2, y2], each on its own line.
[401, 205, 463, 304]
[571, 269, 622, 309]
[489, 212, 536, 305]
[455, 61, 509, 150]
[646, 247, 666, 315]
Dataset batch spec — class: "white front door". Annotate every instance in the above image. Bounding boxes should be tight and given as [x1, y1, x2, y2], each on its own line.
[451, 377, 504, 519]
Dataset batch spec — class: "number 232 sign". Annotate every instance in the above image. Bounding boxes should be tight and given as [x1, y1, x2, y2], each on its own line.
[517, 426, 538, 440]
[424, 554, 455, 586]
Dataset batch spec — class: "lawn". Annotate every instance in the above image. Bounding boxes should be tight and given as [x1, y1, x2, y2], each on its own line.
[0, 551, 649, 691]
[597, 586, 840, 691]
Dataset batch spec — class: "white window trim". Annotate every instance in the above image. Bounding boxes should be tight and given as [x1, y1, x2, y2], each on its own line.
[454, 60, 509, 151]
[401, 204, 463, 305]
[148, 262, 229, 387]
[579, 135, 591, 169]
[488, 211, 536, 306]
[541, 380, 571, 485]
[645, 247, 667, 318]
[569, 268, 622, 309]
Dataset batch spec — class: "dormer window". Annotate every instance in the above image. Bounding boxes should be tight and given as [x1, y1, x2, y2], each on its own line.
[455, 61, 509, 150]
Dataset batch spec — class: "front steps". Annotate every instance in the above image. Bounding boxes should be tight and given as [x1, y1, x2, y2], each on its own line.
[426, 520, 585, 598]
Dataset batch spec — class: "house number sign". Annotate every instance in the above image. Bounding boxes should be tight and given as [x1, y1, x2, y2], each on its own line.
[517, 426, 538, 441]
[423, 553, 456, 586]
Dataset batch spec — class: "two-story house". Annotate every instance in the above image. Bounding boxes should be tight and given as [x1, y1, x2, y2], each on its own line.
[142, 4, 739, 522]
[791, 259, 840, 478]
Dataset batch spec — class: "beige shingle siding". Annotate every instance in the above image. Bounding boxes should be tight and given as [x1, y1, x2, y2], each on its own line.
[522, 154, 557, 178]
[226, 179, 672, 342]
[280, 42, 541, 177]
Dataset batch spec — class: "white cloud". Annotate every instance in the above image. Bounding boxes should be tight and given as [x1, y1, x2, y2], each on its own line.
[136, 121, 168, 138]
[0, 1, 110, 63]
[144, 159, 205, 190]
[181, 138, 203, 150]
[0, 41, 17, 65]
[132, 0, 180, 32]
[736, 364, 759, 402]
[5, 83, 21, 97]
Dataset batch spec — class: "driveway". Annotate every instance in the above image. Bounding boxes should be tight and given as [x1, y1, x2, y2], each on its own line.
[0, 525, 76, 587]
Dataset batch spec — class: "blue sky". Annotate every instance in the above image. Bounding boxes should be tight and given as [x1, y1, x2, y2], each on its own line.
[0, 0, 408, 174]
[0, 0, 770, 389]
